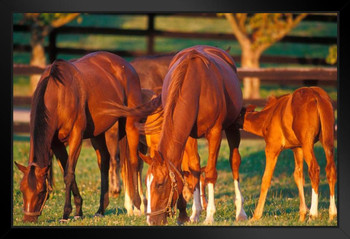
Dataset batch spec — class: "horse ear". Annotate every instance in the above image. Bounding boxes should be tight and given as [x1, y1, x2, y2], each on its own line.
[15, 161, 27, 174]
[36, 166, 50, 177]
[225, 46, 231, 53]
[138, 152, 153, 165]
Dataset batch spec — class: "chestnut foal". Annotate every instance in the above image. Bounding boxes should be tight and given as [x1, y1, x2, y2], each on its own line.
[238, 87, 337, 221]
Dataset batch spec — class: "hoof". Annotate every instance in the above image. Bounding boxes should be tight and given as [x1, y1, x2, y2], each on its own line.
[190, 215, 200, 223]
[236, 211, 248, 221]
[74, 215, 84, 220]
[329, 213, 337, 221]
[94, 213, 104, 218]
[203, 217, 214, 225]
[308, 213, 318, 221]
[177, 215, 190, 225]
[59, 218, 70, 223]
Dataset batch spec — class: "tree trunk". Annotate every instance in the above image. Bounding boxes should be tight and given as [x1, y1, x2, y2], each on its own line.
[241, 48, 261, 99]
[29, 25, 47, 94]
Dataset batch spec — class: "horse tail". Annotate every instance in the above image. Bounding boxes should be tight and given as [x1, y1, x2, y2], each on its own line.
[101, 94, 162, 119]
[313, 87, 335, 148]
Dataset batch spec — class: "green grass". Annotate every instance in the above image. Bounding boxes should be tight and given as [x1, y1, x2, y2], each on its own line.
[12, 139, 337, 226]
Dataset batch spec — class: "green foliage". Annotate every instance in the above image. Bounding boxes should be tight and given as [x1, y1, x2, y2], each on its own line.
[23, 13, 78, 27]
[326, 45, 337, 65]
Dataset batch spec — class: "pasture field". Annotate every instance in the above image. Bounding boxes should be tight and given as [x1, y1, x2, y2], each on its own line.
[12, 138, 337, 226]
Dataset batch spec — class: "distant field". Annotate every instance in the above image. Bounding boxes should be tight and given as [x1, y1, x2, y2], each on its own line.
[13, 139, 337, 226]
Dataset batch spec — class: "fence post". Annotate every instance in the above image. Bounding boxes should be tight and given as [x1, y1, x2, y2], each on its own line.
[48, 29, 57, 63]
[147, 14, 155, 55]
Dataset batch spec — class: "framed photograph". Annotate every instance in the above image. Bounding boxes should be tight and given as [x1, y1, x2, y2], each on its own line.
[3, 0, 350, 238]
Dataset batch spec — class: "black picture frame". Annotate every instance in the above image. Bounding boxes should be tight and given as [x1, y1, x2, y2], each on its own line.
[3, 0, 350, 238]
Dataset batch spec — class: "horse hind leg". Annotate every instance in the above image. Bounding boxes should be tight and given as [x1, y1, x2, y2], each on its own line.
[320, 135, 337, 221]
[251, 144, 281, 221]
[292, 147, 308, 222]
[105, 122, 122, 198]
[91, 134, 110, 217]
[302, 143, 320, 220]
[203, 126, 222, 225]
[225, 126, 247, 221]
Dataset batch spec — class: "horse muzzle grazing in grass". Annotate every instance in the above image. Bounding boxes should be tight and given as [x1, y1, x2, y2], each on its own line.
[238, 86, 337, 222]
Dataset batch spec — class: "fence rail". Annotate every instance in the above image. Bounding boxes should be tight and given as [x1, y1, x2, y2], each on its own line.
[13, 13, 337, 65]
[12, 64, 337, 137]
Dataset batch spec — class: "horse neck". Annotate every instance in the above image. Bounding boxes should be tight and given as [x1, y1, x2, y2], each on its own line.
[158, 126, 187, 169]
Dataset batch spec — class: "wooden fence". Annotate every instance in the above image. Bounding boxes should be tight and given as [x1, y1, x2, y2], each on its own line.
[13, 13, 338, 138]
[13, 65, 337, 138]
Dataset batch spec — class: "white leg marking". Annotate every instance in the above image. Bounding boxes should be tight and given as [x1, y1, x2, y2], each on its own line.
[234, 180, 247, 221]
[329, 195, 337, 216]
[190, 186, 202, 223]
[310, 188, 318, 218]
[199, 181, 205, 208]
[124, 186, 133, 216]
[146, 174, 153, 225]
[204, 183, 216, 224]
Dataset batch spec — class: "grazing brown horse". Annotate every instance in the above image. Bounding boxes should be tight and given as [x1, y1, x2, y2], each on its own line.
[237, 87, 337, 221]
[106, 54, 175, 211]
[137, 45, 247, 225]
[14, 51, 157, 222]
[143, 103, 203, 223]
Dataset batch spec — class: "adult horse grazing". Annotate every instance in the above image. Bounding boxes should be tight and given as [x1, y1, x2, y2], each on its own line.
[14, 51, 154, 222]
[138, 45, 247, 225]
[142, 99, 203, 223]
[237, 87, 337, 221]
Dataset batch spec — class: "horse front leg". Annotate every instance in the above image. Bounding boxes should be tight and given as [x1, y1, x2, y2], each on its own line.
[225, 126, 247, 221]
[203, 126, 222, 225]
[61, 128, 84, 222]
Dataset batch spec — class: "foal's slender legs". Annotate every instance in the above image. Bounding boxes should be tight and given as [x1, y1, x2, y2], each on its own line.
[51, 137, 83, 220]
[251, 144, 281, 221]
[225, 125, 247, 221]
[203, 126, 222, 225]
[91, 134, 110, 216]
[292, 147, 308, 222]
[302, 144, 320, 219]
[320, 139, 337, 220]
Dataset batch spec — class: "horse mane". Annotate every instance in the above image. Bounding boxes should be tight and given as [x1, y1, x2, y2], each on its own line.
[165, 49, 210, 124]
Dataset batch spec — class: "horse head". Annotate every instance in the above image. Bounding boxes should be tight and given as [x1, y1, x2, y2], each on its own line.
[15, 162, 51, 223]
[139, 151, 184, 225]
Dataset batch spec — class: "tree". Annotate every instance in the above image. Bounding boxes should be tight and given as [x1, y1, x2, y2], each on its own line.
[22, 13, 80, 93]
[223, 13, 307, 99]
